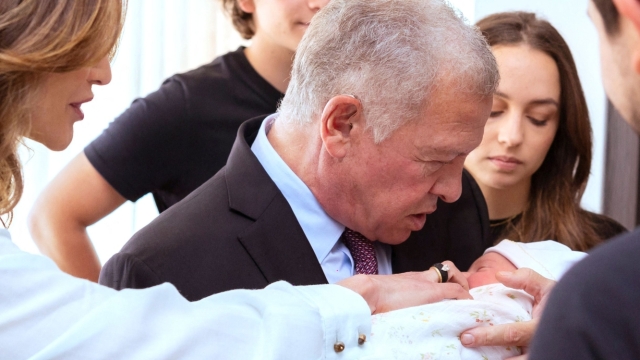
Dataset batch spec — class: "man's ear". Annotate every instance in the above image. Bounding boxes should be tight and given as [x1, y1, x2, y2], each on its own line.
[614, 0, 640, 73]
[237, 0, 255, 14]
[320, 95, 362, 159]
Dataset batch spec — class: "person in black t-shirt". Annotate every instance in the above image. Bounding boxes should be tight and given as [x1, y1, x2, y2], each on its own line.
[463, 12, 626, 251]
[28, 0, 329, 281]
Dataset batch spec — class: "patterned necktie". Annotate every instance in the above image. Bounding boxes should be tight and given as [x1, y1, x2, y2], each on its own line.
[341, 228, 378, 275]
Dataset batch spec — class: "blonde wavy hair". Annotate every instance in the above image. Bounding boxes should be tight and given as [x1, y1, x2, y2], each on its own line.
[0, 0, 125, 225]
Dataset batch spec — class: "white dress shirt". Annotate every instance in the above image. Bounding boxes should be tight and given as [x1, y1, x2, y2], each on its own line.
[251, 114, 392, 283]
[0, 229, 372, 359]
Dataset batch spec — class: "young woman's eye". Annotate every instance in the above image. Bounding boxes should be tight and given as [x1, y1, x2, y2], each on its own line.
[528, 116, 548, 126]
[489, 111, 503, 117]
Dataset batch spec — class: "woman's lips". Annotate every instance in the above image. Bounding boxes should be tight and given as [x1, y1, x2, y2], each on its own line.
[69, 103, 84, 120]
[489, 156, 522, 171]
[69, 97, 93, 120]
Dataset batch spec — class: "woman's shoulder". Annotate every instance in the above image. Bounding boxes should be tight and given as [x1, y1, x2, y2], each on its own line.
[581, 210, 628, 241]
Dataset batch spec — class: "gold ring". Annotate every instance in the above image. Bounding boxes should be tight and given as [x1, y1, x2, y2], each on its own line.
[430, 266, 443, 283]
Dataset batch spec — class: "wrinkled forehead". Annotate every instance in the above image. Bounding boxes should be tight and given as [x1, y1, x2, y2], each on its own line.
[413, 93, 492, 151]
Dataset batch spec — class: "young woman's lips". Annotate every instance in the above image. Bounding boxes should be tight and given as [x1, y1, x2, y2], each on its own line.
[489, 156, 522, 171]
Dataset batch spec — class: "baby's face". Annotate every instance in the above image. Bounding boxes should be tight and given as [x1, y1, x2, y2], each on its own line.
[464, 252, 517, 289]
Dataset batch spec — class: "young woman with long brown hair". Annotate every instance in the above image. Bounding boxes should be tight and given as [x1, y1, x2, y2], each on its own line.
[465, 12, 626, 251]
[0, 1, 451, 357]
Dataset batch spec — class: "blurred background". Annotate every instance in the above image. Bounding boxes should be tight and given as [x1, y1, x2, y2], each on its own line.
[11, 0, 612, 264]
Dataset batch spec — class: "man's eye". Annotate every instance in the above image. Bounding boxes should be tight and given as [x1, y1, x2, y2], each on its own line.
[418, 161, 442, 176]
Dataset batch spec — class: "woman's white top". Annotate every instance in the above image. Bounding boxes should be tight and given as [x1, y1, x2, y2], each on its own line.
[0, 229, 370, 359]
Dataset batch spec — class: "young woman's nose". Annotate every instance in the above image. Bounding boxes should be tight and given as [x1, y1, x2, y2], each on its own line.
[497, 111, 524, 147]
[308, 0, 330, 12]
[88, 56, 112, 86]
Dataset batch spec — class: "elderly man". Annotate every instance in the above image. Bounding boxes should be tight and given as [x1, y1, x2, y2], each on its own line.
[528, 0, 640, 358]
[101, 1, 495, 300]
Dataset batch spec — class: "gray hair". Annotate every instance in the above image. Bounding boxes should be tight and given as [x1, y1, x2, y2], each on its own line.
[277, 0, 499, 143]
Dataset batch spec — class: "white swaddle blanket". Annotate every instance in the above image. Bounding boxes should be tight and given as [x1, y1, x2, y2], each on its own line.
[364, 283, 533, 360]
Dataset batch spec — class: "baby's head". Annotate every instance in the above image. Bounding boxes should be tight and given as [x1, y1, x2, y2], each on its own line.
[465, 251, 516, 288]
[464, 240, 588, 289]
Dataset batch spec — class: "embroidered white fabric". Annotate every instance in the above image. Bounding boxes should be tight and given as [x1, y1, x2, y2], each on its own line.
[365, 283, 533, 360]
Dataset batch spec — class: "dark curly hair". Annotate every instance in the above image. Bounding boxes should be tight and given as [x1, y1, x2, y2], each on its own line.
[220, 0, 255, 39]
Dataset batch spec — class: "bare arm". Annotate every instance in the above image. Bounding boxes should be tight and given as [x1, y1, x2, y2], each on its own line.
[28, 153, 126, 282]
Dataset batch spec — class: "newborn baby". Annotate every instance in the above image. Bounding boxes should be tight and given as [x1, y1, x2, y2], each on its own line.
[364, 240, 586, 360]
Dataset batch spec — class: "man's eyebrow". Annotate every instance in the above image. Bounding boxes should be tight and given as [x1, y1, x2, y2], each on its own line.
[495, 91, 559, 108]
[415, 146, 466, 159]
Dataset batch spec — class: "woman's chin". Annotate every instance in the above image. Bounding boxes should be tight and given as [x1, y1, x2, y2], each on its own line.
[475, 175, 524, 192]
[27, 132, 73, 151]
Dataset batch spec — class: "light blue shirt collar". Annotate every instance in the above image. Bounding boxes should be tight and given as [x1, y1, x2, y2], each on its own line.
[251, 114, 392, 283]
[251, 115, 345, 265]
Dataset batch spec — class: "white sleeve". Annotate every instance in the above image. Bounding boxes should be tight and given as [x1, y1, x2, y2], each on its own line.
[0, 232, 371, 359]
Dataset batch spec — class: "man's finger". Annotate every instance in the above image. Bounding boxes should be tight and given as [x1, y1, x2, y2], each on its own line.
[442, 260, 470, 291]
[460, 320, 537, 347]
[423, 268, 441, 284]
[439, 283, 472, 300]
[505, 354, 527, 360]
[495, 268, 555, 302]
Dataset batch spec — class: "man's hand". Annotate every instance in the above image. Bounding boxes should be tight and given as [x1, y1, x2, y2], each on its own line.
[337, 260, 471, 314]
[459, 268, 556, 359]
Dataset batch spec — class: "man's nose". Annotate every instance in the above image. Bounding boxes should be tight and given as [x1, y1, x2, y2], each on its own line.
[497, 111, 524, 147]
[88, 56, 112, 86]
[430, 161, 464, 203]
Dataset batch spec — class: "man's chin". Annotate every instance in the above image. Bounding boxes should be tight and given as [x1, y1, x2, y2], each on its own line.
[376, 228, 417, 245]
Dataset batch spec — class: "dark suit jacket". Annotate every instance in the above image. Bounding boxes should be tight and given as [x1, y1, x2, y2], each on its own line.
[100, 116, 491, 301]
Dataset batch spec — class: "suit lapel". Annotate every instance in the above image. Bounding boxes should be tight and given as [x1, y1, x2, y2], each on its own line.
[238, 195, 328, 285]
[225, 117, 328, 286]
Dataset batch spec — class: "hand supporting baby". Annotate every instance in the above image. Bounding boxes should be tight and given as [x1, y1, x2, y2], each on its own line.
[460, 268, 556, 360]
[338, 260, 471, 314]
